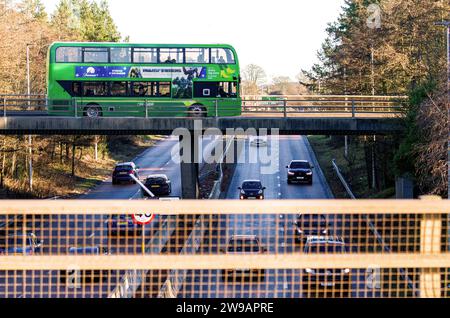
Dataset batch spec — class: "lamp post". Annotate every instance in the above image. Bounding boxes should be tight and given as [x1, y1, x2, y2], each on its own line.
[26, 44, 33, 192]
[434, 21, 449, 254]
[434, 22, 449, 198]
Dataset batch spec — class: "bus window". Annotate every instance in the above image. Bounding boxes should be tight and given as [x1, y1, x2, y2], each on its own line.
[83, 48, 109, 63]
[211, 48, 235, 64]
[82, 82, 108, 97]
[133, 48, 158, 63]
[132, 82, 153, 97]
[111, 47, 131, 63]
[159, 48, 183, 64]
[56, 47, 82, 63]
[185, 48, 209, 63]
[158, 82, 171, 97]
[72, 82, 82, 97]
[110, 82, 128, 96]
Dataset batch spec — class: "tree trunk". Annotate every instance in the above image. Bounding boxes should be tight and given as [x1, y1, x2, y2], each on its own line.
[59, 142, 63, 164]
[10, 151, 16, 177]
[71, 141, 76, 177]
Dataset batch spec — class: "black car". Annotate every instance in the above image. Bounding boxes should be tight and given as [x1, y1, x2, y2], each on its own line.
[112, 162, 139, 185]
[286, 160, 314, 185]
[294, 214, 329, 243]
[302, 236, 351, 297]
[220, 235, 267, 282]
[238, 180, 266, 200]
[142, 174, 172, 197]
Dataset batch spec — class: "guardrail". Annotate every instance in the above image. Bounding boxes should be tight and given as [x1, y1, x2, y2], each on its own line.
[1, 95, 407, 118]
[0, 199, 448, 298]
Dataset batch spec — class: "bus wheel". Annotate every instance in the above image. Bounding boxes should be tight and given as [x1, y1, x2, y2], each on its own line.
[188, 104, 206, 118]
[84, 105, 103, 118]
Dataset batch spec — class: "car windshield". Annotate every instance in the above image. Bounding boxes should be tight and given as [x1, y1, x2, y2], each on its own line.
[146, 177, 166, 185]
[227, 238, 260, 253]
[290, 162, 310, 169]
[242, 181, 262, 189]
[69, 247, 99, 255]
[298, 215, 327, 226]
[115, 165, 132, 171]
[307, 244, 346, 254]
[111, 215, 130, 220]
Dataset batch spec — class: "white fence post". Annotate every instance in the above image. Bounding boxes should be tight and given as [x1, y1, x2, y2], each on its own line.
[419, 196, 442, 298]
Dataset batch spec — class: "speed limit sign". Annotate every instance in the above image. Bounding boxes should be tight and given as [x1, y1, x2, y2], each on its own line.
[132, 213, 154, 225]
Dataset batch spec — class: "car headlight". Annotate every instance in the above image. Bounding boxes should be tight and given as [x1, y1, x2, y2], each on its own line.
[305, 268, 315, 274]
[258, 190, 263, 194]
[288, 172, 295, 176]
[306, 172, 313, 176]
[240, 190, 245, 194]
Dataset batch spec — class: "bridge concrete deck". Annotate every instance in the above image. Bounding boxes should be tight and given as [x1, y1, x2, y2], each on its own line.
[0, 116, 404, 135]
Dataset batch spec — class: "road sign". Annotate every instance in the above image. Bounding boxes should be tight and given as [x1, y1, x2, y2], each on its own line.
[132, 213, 154, 225]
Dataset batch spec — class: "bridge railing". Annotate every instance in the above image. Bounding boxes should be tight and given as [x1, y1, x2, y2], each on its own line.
[1, 94, 47, 116]
[1, 95, 407, 118]
[242, 95, 408, 118]
[0, 199, 448, 298]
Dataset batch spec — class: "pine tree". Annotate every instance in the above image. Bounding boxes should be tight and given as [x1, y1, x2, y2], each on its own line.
[20, 0, 47, 22]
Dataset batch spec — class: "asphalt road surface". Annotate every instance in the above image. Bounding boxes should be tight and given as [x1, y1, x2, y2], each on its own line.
[0, 136, 217, 298]
[180, 136, 383, 298]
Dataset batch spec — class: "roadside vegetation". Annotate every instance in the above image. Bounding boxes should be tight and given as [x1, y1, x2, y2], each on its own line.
[0, 135, 161, 198]
[0, 0, 144, 198]
[308, 135, 396, 198]
[303, 0, 449, 198]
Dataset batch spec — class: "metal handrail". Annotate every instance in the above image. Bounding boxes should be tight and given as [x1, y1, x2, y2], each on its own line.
[1, 95, 407, 118]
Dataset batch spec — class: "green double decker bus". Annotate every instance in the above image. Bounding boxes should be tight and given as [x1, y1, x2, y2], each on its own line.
[47, 42, 242, 117]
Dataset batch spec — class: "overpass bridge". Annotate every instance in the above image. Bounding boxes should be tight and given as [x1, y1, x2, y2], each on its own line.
[0, 116, 404, 135]
[0, 95, 407, 198]
[0, 94, 406, 135]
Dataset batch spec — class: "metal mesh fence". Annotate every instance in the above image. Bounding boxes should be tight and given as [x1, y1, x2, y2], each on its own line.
[0, 199, 449, 298]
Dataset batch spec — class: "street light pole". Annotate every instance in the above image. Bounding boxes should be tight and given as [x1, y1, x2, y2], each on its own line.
[434, 22, 449, 199]
[26, 44, 33, 192]
[434, 21, 450, 253]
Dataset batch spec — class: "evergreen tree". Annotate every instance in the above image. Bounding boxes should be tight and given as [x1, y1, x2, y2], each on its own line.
[20, 0, 47, 22]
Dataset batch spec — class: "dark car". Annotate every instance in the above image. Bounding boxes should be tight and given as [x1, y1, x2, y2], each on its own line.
[238, 180, 266, 200]
[0, 232, 43, 255]
[112, 162, 139, 185]
[294, 214, 329, 243]
[142, 174, 172, 197]
[60, 246, 109, 284]
[286, 160, 314, 185]
[302, 236, 351, 297]
[107, 214, 142, 236]
[220, 235, 267, 281]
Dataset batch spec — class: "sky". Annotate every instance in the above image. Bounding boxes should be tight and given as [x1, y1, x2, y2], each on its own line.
[40, 0, 345, 82]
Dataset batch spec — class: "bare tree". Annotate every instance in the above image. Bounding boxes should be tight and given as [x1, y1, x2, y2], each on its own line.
[241, 64, 266, 95]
